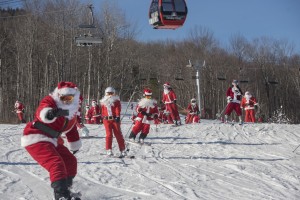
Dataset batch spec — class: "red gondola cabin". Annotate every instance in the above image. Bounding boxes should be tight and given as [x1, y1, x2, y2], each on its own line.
[149, 0, 188, 30]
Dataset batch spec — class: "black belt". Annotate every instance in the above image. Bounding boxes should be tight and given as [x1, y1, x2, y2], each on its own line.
[33, 121, 61, 138]
[103, 116, 115, 120]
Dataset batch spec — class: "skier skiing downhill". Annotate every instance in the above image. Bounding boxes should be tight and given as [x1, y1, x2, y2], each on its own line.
[224, 79, 244, 125]
[240, 91, 259, 122]
[162, 82, 181, 125]
[14, 100, 26, 123]
[100, 87, 127, 157]
[21, 81, 82, 200]
[185, 98, 200, 124]
[129, 89, 159, 144]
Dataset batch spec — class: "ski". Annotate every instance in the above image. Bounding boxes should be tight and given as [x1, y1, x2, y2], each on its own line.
[126, 140, 151, 146]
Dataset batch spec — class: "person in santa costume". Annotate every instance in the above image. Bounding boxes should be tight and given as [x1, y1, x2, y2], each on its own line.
[90, 99, 102, 124]
[129, 89, 159, 143]
[100, 87, 126, 156]
[14, 100, 26, 123]
[224, 80, 244, 124]
[240, 91, 259, 122]
[162, 82, 181, 125]
[76, 95, 90, 137]
[84, 105, 92, 124]
[21, 81, 82, 200]
[185, 98, 200, 124]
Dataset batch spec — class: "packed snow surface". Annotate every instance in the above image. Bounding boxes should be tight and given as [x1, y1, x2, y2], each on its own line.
[1, 103, 300, 200]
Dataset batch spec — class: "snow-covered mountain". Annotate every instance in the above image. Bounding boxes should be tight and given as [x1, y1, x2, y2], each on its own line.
[0, 102, 299, 200]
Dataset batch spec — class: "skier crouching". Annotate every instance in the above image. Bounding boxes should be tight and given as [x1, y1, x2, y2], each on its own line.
[129, 89, 159, 143]
[21, 81, 82, 200]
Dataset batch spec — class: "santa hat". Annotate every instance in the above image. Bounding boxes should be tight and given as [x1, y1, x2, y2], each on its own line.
[191, 98, 196, 102]
[144, 89, 152, 96]
[163, 82, 171, 88]
[57, 81, 78, 95]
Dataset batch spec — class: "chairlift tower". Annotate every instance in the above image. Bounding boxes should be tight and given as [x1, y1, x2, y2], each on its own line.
[186, 60, 206, 117]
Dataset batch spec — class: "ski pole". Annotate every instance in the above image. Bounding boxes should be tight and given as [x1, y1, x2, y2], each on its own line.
[121, 85, 139, 121]
[216, 103, 229, 119]
[292, 144, 300, 153]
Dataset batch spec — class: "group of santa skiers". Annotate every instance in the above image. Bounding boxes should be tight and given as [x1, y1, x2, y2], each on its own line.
[19, 79, 259, 200]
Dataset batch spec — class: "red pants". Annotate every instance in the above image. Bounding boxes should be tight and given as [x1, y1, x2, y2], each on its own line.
[25, 142, 77, 183]
[166, 103, 180, 121]
[132, 121, 150, 135]
[224, 102, 242, 116]
[91, 116, 101, 124]
[17, 112, 24, 121]
[103, 120, 125, 151]
[185, 114, 200, 124]
[244, 109, 256, 122]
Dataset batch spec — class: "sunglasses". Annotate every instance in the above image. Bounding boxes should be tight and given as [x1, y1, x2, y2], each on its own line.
[145, 95, 152, 99]
[191, 101, 196, 103]
[60, 94, 74, 102]
[106, 92, 114, 95]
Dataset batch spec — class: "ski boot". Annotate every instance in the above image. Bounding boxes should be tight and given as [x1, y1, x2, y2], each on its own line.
[128, 131, 136, 142]
[139, 133, 147, 144]
[52, 179, 81, 200]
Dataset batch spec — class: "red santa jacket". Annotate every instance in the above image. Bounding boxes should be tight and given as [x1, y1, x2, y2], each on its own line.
[241, 96, 258, 110]
[15, 102, 25, 113]
[187, 103, 199, 114]
[100, 96, 121, 117]
[90, 105, 101, 118]
[162, 89, 177, 104]
[21, 95, 82, 151]
[135, 98, 159, 124]
[226, 86, 243, 104]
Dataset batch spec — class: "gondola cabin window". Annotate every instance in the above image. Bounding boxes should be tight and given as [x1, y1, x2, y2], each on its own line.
[149, 0, 187, 30]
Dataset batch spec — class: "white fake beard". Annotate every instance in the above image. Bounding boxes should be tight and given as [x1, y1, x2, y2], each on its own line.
[100, 95, 119, 107]
[50, 88, 80, 120]
[138, 98, 156, 108]
[245, 94, 252, 101]
[164, 89, 170, 94]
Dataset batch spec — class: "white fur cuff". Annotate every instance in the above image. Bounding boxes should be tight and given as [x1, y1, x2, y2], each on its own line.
[68, 140, 82, 151]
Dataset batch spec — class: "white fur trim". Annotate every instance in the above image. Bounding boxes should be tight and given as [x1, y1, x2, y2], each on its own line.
[68, 140, 82, 151]
[21, 134, 57, 147]
[40, 107, 57, 123]
[144, 92, 152, 95]
[57, 87, 77, 95]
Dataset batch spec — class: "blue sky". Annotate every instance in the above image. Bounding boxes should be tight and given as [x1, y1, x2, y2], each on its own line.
[2, 0, 299, 53]
[91, 0, 300, 53]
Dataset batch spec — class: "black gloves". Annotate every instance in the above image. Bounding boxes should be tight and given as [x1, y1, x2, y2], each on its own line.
[141, 111, 147, 116]
[115, 117, 120, 123]
[46, 108, 69, 120]
[173, 100, 177, 104]
[153, 114, 158, 119]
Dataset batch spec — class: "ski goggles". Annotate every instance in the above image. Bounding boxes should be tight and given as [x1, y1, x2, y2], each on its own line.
[59, 94, 74, 102]
[106, 92, 114, 96]
[191, 100, 196, 103]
